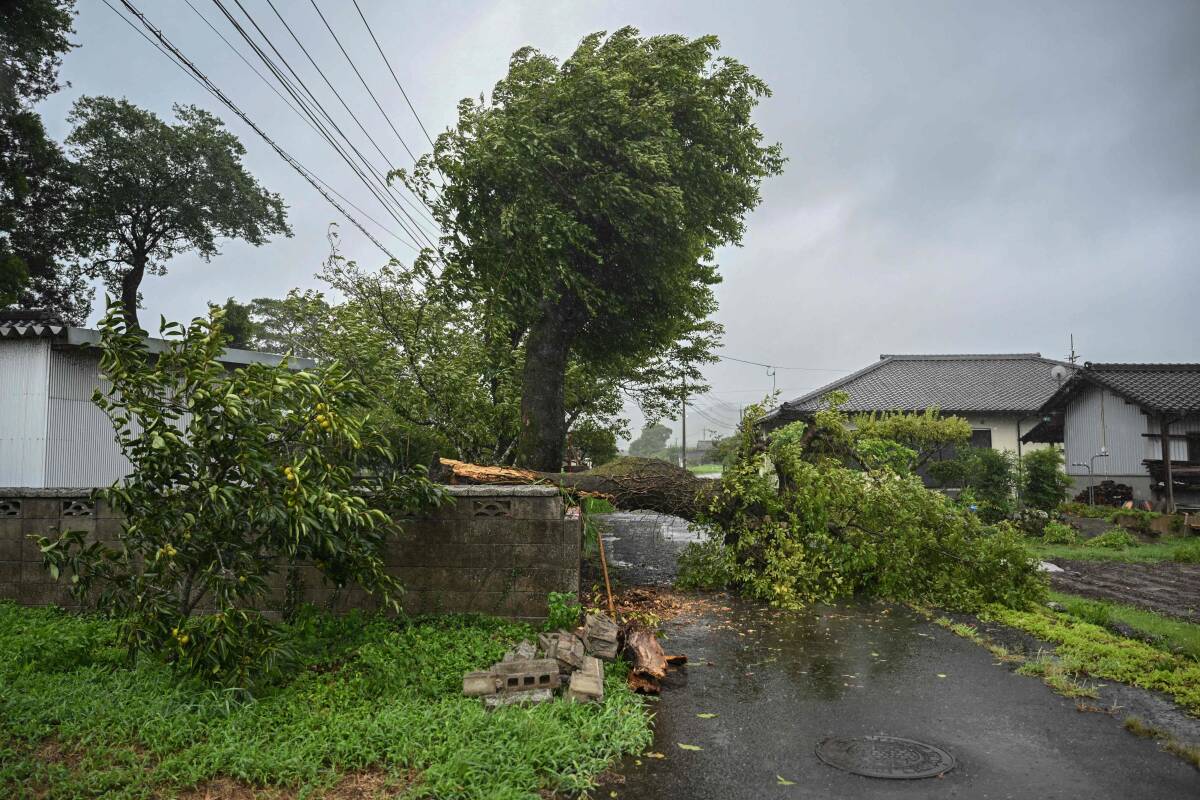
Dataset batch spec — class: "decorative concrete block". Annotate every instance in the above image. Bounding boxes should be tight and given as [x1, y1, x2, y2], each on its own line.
[566, 656, 605, 703]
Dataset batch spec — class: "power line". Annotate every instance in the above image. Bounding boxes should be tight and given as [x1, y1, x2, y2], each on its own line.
[216, 0, 432, 248]
[259, 0, 438, 238]
[717, 353, 852, 372]
[108, 0, 401, 262]
[178, 0, 413, 247]
[308, 0, 420, 166]
[350, 0, 437, 149]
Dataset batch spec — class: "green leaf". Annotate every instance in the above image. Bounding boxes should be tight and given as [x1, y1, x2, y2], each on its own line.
[676, 743, 702, 751]
[696, 712, 718, 719]
[777, 775, 796, 786]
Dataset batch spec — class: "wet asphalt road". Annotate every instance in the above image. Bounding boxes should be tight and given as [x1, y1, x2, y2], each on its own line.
[594, 512, 1200, 800]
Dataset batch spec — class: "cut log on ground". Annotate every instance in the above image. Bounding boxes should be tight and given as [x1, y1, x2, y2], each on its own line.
[622, 622, 688, 694]
[434, 456, 716, 521]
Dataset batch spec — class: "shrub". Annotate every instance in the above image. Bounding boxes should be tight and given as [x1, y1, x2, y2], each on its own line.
[34, 305, 443, 686]
[685, 404, 1046, 611]
[545, 591, 583, 631]
[1084, 528, 1138, 550]
[1021, 448, 1072, 512]
[1173, 540, 1200, 564]
[1014, 508, 1050, 536]
[1042, 521, 1078, 545]
[1110, 510, 1160, 535]
[676, 534, 737, 590]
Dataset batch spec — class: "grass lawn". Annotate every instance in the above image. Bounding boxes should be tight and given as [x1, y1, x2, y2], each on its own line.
[1025, 537, 1197, 563]
[0, 602, 651, 800]
[686, 464, 722, 476]
[1047, 590, 1200, 661]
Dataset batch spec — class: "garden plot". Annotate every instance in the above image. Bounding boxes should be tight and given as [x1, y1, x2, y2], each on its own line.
[1049, 559, 1200, 622]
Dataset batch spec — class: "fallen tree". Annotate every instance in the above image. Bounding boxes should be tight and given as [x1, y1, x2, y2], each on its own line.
[433, 456, 716, 521]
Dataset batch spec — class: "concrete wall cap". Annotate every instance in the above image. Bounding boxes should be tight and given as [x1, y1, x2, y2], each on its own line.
[443, 485, 560, 497]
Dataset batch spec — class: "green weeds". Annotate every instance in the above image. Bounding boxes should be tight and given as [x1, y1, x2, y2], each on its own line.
[0, 602, 651, 799]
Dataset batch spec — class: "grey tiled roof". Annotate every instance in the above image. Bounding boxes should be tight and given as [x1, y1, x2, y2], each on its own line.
[1069, 363, 1200, 414]
[778, 354, 1076, 416]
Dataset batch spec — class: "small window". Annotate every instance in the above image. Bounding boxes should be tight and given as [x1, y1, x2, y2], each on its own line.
[970, 429, 993, 448]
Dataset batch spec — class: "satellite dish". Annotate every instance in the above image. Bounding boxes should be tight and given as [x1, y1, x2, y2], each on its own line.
[1050, 365, 1068, 382]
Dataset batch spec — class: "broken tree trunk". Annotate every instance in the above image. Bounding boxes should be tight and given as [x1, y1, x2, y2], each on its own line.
[622, 622, 687, 694]
[433, 456, 717, 521]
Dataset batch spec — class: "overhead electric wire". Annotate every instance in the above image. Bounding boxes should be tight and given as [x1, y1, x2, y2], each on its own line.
[717, 354, 851, 372]
[107, 0, 402, 262]
[307, 0, 420, 166]
[178, 0, 412, 247]
[253, 0, 438, 241]
[212, 0, 431, 250]
[350, 0, 437, 150]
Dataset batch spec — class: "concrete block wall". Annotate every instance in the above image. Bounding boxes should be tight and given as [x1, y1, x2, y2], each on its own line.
[0, 485, 580, 621]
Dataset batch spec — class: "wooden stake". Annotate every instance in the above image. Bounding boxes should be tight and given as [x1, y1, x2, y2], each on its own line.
[594, 513, 616, 617]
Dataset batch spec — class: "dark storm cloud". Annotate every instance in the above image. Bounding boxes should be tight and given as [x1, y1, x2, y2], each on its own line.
[38, 1, 1200, 443]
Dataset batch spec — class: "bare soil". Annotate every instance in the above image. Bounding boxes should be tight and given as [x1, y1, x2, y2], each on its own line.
[1049, 559, 1200, 622]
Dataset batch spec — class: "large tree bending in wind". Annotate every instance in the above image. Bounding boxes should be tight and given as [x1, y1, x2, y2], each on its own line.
[67, 97, 290, 328]
[410, 28, 783, 470]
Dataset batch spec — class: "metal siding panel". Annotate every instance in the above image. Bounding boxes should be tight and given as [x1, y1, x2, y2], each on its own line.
[0, 340, 50, 486]
[45, 348, 132, 488]
[1064, 385, 1148, 477]
[1150, 413, 1200, 461]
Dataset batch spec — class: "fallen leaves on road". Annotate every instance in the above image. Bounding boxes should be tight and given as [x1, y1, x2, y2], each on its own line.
[696, 712, 718, 719]
[677, 743, 703, 751]
[777, 775, 796, 785]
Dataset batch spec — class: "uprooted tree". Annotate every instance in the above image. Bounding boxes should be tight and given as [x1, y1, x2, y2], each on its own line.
[443, 396, 1045, 612]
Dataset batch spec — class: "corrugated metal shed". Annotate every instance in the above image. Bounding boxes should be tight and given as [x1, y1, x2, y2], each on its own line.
[1, 322, 313, 489]
[0, 339, 50, 486]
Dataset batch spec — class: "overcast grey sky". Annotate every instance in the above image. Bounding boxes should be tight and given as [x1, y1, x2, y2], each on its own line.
[40, 0, 1200, 444]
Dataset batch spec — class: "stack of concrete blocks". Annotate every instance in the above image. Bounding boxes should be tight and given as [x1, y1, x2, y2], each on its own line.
[463, 626, 610, 708]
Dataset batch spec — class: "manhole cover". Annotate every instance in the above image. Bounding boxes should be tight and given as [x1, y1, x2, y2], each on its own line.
[815, 735, 955, 779]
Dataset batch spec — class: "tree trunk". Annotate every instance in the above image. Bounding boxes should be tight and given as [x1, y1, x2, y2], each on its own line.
[120, 254, 146, 330]
[434, 456, 718, 521]
[515, 299, 576, 471]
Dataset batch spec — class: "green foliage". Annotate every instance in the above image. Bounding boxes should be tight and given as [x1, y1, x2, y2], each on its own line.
[34, 304, 442, 686]
[0, 603, 652, 799]
[1027, 537, 1196, 563]
[1041, 520, 1078, 545]
[1059, 501, 1115, 518]
[684, 403, 1046, 611]
[1021, 447, 1072, 512]
[628, 423, 673, 458]
[1173, 540, 1200, 564]
[1109, 509, 1161, 534]
[957, 448, 1017, 523]
[1083, 528, 1138, 550]
[66, 96, 290, 327]
[675, 535, 737, 591]
[0, 1, 91, 322]
[544, 592, 583, 631]
[407, 27, 782, 468]
[852, 409, 971, 471]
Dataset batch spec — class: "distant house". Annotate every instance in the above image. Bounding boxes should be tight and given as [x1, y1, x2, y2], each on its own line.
[764, 353, 1077, 459]
[1022, 363, 1200, 509]
[0, 313, 314, 489]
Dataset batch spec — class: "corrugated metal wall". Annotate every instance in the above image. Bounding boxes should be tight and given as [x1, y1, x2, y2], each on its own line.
[45, 347, 133, 488]
[1064, 384, 1147, 476]
[0, 339, 50, 486]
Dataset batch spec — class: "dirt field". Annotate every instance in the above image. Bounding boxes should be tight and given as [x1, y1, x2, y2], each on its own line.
[1050, 559, 1200, 622]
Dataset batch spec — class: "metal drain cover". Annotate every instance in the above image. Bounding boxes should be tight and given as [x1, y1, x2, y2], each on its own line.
[816, 735, 955, 779]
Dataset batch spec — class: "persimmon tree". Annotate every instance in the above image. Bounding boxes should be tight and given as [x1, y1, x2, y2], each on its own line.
[36, 303, 441, 686]
[406, 27, 783, 470]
